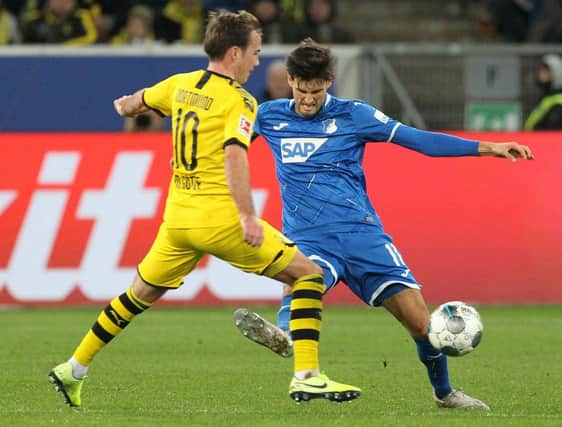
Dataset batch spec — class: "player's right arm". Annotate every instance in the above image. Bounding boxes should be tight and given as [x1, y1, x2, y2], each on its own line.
[115, 75, 177, 118]
[113, 89, 150, 117]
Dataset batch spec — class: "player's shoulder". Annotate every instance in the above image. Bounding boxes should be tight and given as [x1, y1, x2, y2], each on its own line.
[259, 98, 289, 111]
[332, 96, 392, 122]
[257, 98, 291, 119]
[323, 96, 368, 116]
[229, 81, 257, 114]
[330, 96, 370, 111]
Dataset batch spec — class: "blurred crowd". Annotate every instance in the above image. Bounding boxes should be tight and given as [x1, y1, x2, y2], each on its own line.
[482, 0, 562, 43]
[0, 0, 354, 46]
[2, 0, 562, 46]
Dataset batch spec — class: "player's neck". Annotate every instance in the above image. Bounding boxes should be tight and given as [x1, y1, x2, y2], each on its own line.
[207, 61, 237, 83]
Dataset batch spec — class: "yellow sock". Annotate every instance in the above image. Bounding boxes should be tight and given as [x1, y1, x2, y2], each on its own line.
[290, 274, 324, 373]
[72, 286, 152, 365]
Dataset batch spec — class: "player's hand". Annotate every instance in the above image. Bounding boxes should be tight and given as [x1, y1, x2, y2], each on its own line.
[240, 214, 264, 247]
[479, 141, 534, 162]
[113, 96, 129, 117]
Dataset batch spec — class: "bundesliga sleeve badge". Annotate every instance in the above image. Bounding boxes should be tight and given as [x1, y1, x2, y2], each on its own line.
[238, 115, 253, 139]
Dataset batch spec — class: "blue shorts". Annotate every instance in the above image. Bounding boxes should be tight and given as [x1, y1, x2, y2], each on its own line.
[291, 229, 421, 306]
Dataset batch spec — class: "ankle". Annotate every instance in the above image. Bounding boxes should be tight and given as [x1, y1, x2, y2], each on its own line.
[294, 369, 320, 380]
[69, 357, 89, 379]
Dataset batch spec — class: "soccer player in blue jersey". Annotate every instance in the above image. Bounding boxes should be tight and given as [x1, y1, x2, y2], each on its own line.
[235, 38, 534, 409]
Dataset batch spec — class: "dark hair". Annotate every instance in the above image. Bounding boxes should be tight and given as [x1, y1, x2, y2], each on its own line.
[286, 38, 335, 81]
[204, 10, 262, 61]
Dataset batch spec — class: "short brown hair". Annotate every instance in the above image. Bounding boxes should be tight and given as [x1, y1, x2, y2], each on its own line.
[286, 38, 335, 81]
[204, 10, 262, 61]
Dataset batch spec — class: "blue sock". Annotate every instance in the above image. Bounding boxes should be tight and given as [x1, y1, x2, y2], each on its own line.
[276, 294, 292, 333]
[415, 337, 453, 399]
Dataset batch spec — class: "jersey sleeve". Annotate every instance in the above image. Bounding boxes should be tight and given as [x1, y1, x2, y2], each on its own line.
[223, 89, 258, 148]
[143, 75, 178, 117]
[392, 125, 479, 156]
[353, 102, 401, 143]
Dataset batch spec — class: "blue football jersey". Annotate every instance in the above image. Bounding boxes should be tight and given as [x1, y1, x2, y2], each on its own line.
[255, 94, 399, 235]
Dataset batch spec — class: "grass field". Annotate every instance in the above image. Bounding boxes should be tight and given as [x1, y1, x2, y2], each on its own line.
[1, 305, 561, 426]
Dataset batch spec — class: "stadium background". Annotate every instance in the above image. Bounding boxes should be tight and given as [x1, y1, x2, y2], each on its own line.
[0, 1, 561, 307]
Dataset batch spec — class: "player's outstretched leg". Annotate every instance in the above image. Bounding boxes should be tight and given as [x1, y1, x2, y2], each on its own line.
[289, 373, 361, 403]
[48, 361, 85, 407]
[415, 338, 489, 410]
[234, 308, 293, 357]
[434, 389, 490, 410]
[49, 284, 154, 407]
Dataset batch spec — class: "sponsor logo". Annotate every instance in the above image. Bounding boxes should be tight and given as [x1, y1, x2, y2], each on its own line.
[108, 309, 127, 326]
[273, 123, 289, 131]
[280, 137, 328, 163]
[305, 381, 328, 389]
[0, 141, 279, 303]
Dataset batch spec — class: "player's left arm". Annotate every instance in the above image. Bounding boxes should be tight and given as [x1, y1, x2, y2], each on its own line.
[356, 102, 534, 161]
[224, 90, 263, 247]
[392, 125, 534, 160]
[477, 140, 534, 162]
[224, 142, 264, 248]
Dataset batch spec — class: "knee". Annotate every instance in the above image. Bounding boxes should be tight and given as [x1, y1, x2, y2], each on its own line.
[278, 252, 323, 285]
[306, 260, 323, 276]
[132, 275, 166, 303]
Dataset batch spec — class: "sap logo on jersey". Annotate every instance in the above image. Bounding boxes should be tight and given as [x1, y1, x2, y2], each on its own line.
[280, 137, 327, 163]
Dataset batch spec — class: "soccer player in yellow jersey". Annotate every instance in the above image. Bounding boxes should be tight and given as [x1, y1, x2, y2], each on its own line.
[48, 10, 360, 407]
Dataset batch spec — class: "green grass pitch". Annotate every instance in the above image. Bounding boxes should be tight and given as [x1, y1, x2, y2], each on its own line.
[1, 305, 561, 426]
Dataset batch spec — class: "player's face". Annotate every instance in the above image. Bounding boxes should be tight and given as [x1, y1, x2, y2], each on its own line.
[234, 30, 262, 84]
[288, 77, 332, 117]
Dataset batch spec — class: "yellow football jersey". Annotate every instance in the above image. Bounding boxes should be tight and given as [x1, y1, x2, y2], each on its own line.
[143, 70, 257, 228]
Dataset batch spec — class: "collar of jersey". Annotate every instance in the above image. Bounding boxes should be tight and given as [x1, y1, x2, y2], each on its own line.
[204, 69, 235, 84]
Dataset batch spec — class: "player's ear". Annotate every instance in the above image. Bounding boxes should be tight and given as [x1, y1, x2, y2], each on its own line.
[230, 46, 241, 62]
[326, 80, 334, 90]
[287, 74, 295, 86]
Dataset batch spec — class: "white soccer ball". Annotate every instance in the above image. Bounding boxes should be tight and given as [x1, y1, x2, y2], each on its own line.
[428, 301, 483, 357]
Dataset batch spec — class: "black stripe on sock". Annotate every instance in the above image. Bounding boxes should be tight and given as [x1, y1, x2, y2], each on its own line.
[128, 292, 149, 310]
[104, 305, 129, 328]
[92, 321, 114, 343]
[292, 329, 320, 341]
[119, 293, 144, 315]
[290, 308, 321, 320]
[304, 275, 324, 285]
[293, 289, 322, 300]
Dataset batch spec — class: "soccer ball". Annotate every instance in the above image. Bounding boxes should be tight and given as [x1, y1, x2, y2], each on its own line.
[428, 301, 483, 356]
